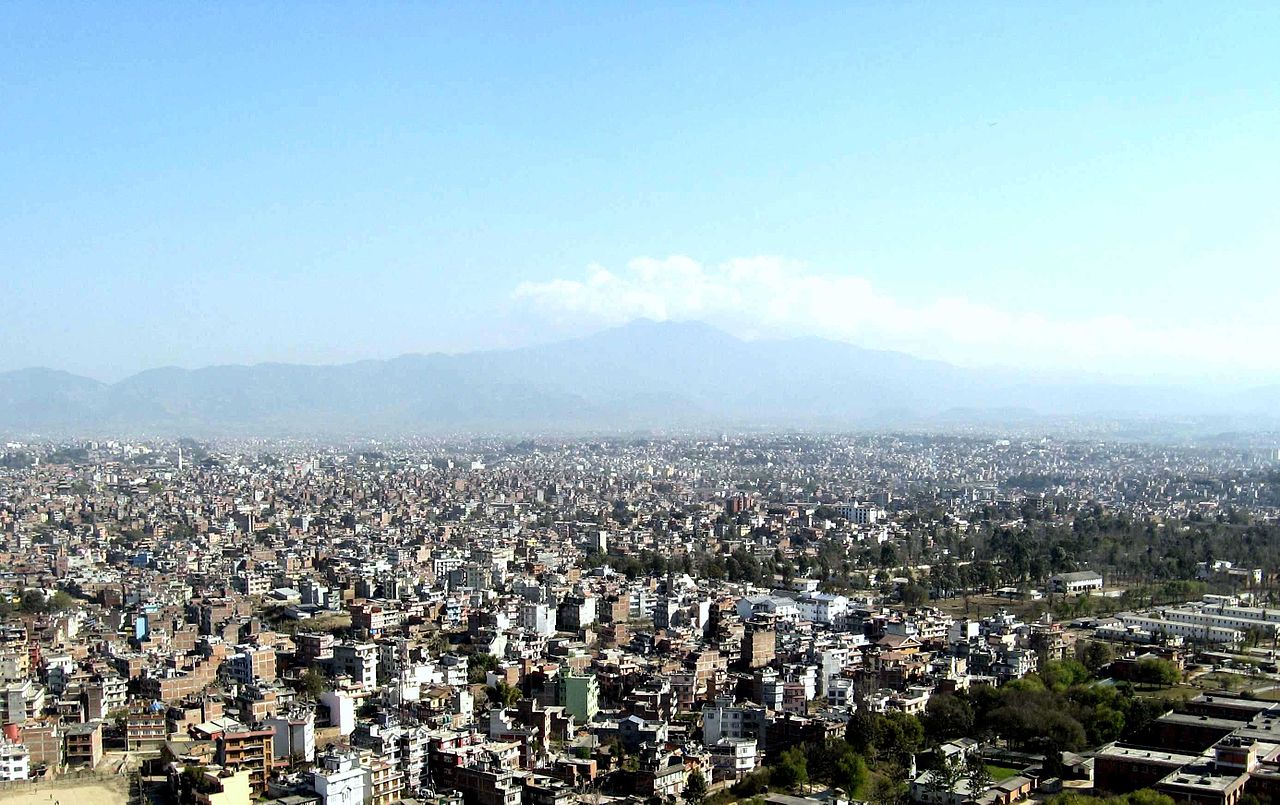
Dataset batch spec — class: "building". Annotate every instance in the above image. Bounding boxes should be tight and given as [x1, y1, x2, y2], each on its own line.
[192, 768, 252, 805]
[1050, 571, 1104, 595]
[797, 593, 848, 626]
[313, 749, 366, 805]
[127, 700, 169, 750]
[216, 728, 274, 794]
[63, 721, 104, 768]
[332, 643, 378, 688]
[740, 619, 776, 670]
[709, 737, 758, 781]
[265, 708, 317, 762]
[362, 755, 404, 805]
[84, 674, 127, 720]
[226, 646, 277, 686]
[0, 680, 46, 725]
[0, 739, 29, 781]
[453, 761, 524, 805]
[557, 671, 600, 722]
[703, 697, 767, 746]
[834, 504, 882, 524]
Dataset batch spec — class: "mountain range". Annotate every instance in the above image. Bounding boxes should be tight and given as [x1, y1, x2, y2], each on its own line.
[1, 320, 1277, 436]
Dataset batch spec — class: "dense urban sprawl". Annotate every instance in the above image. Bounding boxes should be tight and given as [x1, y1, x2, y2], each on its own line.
[2, 434, 1280, 805]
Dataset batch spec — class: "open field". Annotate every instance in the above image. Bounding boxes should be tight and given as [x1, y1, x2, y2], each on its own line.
[984, 764, 1023, 781]
[0, 777, 130, 805]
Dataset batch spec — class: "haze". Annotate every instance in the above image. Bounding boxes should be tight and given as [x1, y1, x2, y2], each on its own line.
[3, 4, 1279, 383]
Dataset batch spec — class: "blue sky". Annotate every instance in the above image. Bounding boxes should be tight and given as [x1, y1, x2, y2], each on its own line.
[2, 3, 1279, 382]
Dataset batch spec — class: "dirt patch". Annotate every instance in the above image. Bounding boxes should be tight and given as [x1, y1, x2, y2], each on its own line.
[0, 775, 130, 805]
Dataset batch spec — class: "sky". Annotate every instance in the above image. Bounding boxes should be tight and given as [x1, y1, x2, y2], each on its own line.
[2, 3, 1279, 383]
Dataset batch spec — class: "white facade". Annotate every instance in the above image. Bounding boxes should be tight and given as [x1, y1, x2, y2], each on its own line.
[798, 593, 848, 626]
[313, 749, 365, 805]
[710, 737, 757, 779]
[1117, 613, 1242, 645]
[835, 504, 882, 524]
[320, 690, 358, 737]
[0, 740, 28, 782]
[521, 603, 556, 637]
[332, 643, 378, 688]
[266, 710, 316, 762]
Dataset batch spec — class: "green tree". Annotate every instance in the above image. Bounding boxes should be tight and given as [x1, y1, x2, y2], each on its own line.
[924, 750, 962, 803]
[294, 667, 329, 699]
[730, 768, 771, 798]
[964, 755, 993, 800]
[832, 752, 868, 797]
[1041, 659, 1091, 691]
[1134, 658, 1181, 688]
[682, 770, 708, 805]
[468, 652, 500, 684]
[923, 694, 974, 741]
[18, 590, 47, 614]
[772, 747, 809, 792]
[48, 590, 76, 612]
[488, 681, 521, 708]
[1079, 641, 1114, 673]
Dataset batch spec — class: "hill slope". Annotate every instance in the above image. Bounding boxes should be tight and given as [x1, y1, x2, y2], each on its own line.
[0, 320, 1271, 435]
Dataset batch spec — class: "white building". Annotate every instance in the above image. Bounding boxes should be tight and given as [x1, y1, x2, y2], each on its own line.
[265, 708, 316, 762]
[521, 603, 556, 637]
[1050, 571, 1104, 595]
[0, 739, 28, 782]
[834, 504, 882, 525]
[320, 690, 358, 737]
[797, 592, 848, 626]
[702, 697, 766, 745]
[709, 737, 757, 780]
[1116, 613, 1241, 646]
[313, 749, 365, 805]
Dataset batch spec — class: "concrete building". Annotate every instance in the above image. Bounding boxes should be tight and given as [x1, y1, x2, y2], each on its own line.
[0, 739, 29, 781]
[216, 728, 274, 795]
[556, 671, 600, 722]
[265, 708, 316, 762]
[1050, 571, 1104, 595]
[332, 643, 378, 688]
[313, 748, 366, 805]
[63, 721, 104, 768]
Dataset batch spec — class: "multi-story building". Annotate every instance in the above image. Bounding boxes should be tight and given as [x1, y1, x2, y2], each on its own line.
[313, 748, 366, 805]
[296, 632, 337, 667]
[556, 671, 599, 722]
[453, 760, 523, 805]
[63, 721, 104, 768]
[351, 602, 400, 636]
[0, 680, 46, 725]
[332, 643, 378, 688]
[84, 674, 128, 721]
[216, 728, 274, 794]
[226, 645, 277, 686]
[363, 755, 404, 805]
[0, 739, 29, 781]
[265, 708, 316, 762]
[709, 737, 757, 781]
[127, 700, 169, 750]
[740, 619, 776, 670]
[702, 697, 767, 746]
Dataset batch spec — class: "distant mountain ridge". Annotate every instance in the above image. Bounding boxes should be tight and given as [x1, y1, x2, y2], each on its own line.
[1, 320, 1277, 435]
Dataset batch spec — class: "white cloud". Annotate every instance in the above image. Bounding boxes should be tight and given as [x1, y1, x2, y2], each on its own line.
[513, 256, 1280, 382]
